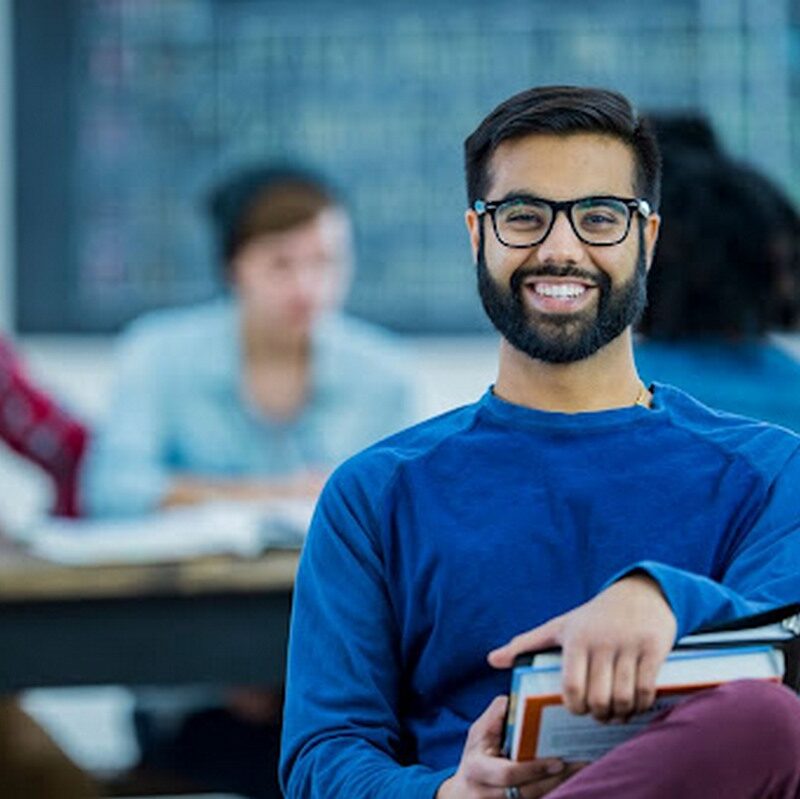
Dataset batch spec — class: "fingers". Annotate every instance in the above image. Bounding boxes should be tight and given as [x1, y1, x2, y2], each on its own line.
[563, 646, 651, 720]
[454, 697, 572, 797]
[487, 617, 563, 669]
[465, 695, 509, 757]
[560, 644, 588, 716]
[634, 650, 660, 713]
[477, 759, 569, 797]
[610, 651, 638, 719]
[585, 647, 615, 721]
[490, 576, 674, 731]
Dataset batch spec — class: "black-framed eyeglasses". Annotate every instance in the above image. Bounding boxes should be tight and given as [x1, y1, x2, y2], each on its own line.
[473, 195, 652, 248]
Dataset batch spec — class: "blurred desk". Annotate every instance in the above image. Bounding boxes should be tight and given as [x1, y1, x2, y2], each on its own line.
[0, 538, 298, 693]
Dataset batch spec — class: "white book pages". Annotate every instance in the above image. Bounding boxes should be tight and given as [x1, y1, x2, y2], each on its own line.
[679, 621, 796, 645]
[25, 499, 314, 565]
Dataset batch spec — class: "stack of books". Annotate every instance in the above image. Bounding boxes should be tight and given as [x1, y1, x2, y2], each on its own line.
[503, 608, 800, 763]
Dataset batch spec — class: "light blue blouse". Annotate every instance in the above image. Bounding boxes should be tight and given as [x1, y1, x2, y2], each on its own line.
[82, 298, 417, 516]
[634, 338, 800, 433]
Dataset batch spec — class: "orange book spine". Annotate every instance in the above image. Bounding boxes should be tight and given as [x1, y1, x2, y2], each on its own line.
[516, 693, 561, 761]
[514, 676, 781, 761]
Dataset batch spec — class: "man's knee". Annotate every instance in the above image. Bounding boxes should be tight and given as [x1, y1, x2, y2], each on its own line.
[637, 680, 800, 796]
[694, 680, 800, 760]
[713, 680, 800, 731]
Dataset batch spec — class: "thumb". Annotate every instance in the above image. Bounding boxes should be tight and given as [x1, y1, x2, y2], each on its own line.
[465, 695, 508, 756]
[487, 615, 564, 669]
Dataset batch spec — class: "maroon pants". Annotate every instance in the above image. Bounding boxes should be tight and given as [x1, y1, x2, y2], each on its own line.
[548, 680, 800, 799]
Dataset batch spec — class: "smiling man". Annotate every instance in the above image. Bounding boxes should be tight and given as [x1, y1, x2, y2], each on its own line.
[280, 87, 800, 799]
[474, 135, 651, 369]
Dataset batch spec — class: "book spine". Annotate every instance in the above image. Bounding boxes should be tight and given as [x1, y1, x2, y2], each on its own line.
[782, 638, 800, 691]
[502, 667, 524, 758]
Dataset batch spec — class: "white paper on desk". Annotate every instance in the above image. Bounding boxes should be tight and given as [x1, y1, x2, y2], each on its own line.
[25, 500, 314, 565]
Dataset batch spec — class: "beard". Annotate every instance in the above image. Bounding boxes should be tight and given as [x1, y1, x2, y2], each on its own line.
[476, 234, 648, 364]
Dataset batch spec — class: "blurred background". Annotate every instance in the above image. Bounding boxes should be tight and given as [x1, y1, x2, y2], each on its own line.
[3, 0, 800, 781]
[9, 0, 800, 336]
[4, 0, 800, 511]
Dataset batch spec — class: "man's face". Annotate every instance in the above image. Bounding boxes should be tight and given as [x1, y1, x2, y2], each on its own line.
[465, 133, 660, 363]
[230, 208, 352, 338]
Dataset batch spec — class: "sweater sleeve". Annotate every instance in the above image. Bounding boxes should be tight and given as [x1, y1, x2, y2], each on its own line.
[280, 465, 453, 799]
[607, 445, 800, 638]
[81, 324, 171, 516]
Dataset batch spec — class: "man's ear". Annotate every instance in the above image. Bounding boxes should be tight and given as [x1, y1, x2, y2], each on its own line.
[465, 209, 481, 263]
[643, 213, 661, 272]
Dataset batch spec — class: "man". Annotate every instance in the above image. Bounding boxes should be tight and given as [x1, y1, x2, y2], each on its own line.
[281, 87, 800, 798]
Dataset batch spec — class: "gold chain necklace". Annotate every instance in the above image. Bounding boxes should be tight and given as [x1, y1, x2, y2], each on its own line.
[634, 381, 652, 409]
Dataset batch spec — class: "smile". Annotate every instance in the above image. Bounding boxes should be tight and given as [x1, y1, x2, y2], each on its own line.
[533, 282, 588, 298]
[520, 278, 598, 314]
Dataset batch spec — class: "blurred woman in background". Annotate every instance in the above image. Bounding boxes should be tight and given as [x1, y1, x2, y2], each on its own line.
[81, 164, 417, 798]
[636, 113, 800, 431]
[83, 164, 415, 516]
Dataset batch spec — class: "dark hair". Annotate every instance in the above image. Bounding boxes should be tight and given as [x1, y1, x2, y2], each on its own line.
[464, 85, 661, 210]
[206, 164, 341, 267]
[638, 145, 800, 338]
[646, 113, 721, 159]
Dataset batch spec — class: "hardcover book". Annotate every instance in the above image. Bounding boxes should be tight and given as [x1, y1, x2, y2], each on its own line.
[504, 612, 800, 763]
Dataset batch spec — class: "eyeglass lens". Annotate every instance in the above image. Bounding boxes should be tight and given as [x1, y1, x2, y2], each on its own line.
[494, 198, 632, 246]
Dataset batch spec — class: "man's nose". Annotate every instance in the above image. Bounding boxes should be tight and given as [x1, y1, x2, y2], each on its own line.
[534, 211, 584, 264]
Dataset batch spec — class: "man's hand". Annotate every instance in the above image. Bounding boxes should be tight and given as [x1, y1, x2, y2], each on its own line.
[488, 574, 677, 721]
[437, 696, 583, 799]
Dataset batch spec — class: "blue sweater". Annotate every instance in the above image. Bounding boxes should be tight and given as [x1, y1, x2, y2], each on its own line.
[281, 385, 800, 799]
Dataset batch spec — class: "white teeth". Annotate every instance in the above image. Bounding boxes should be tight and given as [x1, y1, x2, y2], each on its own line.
[533, 283, 586, 298]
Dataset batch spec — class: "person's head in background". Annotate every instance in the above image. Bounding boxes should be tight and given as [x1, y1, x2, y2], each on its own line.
[639, 113, 800, 340]
[646, 113, 721, 162]
[207, 165, 353, 348]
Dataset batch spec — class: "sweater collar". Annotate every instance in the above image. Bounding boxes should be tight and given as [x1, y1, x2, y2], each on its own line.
[479, 384, 662, 431]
